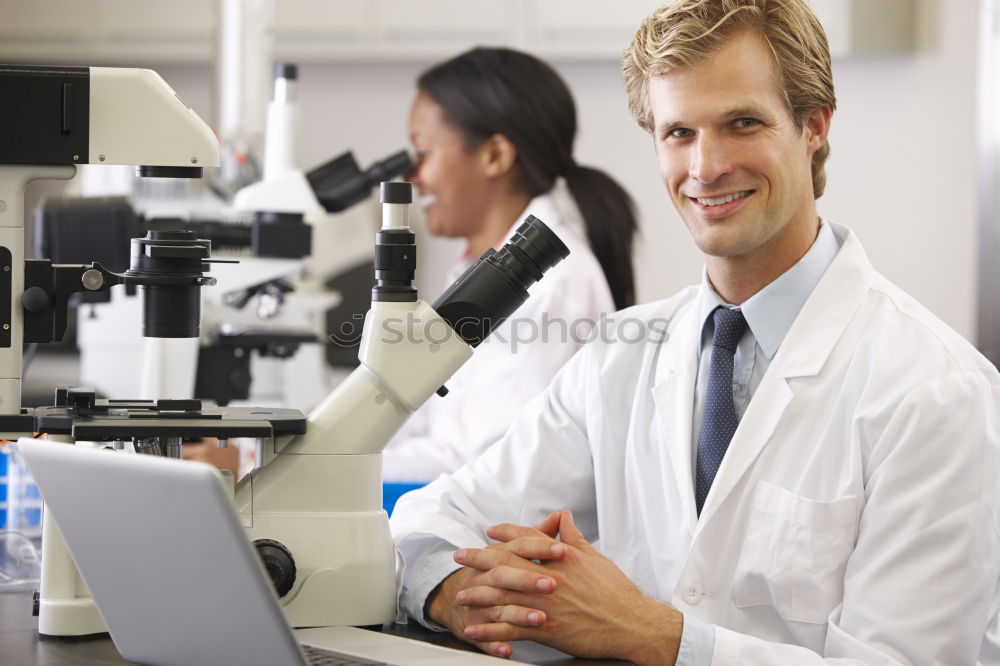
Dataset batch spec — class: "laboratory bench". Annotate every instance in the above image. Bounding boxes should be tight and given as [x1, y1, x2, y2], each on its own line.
[0, 587, 631, 665]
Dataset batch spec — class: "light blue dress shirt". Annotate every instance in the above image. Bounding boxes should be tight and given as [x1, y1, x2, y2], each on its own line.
[680, 219, 841, 665]
[397, 220, 842, 664]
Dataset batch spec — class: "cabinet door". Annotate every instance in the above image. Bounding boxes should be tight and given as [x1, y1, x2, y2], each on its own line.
[0, 0, 104, 62]
[0, 0, 214, 64]
[374, 0, 521, 59]
[97, 0, 216, 62]
[525, 0, 660, 60]
[810, 0, 915, 57]
[274, 0, 372, 61]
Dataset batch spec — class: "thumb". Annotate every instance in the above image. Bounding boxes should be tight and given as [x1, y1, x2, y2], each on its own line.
[557, 510, 594, 550]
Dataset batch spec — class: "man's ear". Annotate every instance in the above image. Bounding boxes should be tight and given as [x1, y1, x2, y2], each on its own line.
[479, 133, 518, 178]
[802, 105, 832, 155]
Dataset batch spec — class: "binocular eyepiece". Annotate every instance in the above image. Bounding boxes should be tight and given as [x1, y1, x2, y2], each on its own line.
[433, 215, 570, 347]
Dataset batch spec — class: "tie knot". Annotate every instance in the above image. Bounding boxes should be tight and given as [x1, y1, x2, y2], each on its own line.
[711, 307, 747, 352]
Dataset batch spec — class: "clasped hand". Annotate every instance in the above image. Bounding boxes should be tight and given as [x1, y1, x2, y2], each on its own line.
[429, 509, 681, 663]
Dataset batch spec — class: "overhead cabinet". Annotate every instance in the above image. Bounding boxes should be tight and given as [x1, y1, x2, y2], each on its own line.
[0, 0, 916, 64]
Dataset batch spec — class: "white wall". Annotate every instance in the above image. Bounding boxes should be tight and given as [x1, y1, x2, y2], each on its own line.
[822, 0, 978, 339]
[90, 0, 984, 341]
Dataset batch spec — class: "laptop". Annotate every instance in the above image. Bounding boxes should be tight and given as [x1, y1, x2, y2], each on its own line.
[19, 439, 521, 666]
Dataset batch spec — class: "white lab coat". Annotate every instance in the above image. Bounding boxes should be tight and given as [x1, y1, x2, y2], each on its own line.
[391, 222, 1000, 664]
[383, 179, 615, 481]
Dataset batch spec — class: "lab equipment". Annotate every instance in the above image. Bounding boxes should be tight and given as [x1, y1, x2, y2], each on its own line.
[28, 183, 565, 632]
[0, 63, 229, 637]
[0, 64, 218, 417]
[3, 64, 567, 636]
[234, 181, 569, 626]
[57, 62, 411, 407]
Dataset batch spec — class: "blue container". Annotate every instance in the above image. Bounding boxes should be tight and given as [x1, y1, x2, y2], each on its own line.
[382, 482, 426, 516]
[1, 446, 43, 538]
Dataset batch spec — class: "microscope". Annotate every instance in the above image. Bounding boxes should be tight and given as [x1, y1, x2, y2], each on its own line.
[5, 64, 572, 633]
[234, 184, 569, 626]
[0, 64, 218, 417]
[0, 63, 229, 636]
[203, 61, 412, 408]
[38, 62, 413, 408]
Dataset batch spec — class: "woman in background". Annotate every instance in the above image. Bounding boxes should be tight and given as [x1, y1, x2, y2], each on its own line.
[383, 47, 638, 481]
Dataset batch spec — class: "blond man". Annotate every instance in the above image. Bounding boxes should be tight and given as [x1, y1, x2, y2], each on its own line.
[391, 1, 1000, 663]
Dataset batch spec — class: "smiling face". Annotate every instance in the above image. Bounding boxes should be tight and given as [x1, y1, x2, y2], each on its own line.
[407, 91, 493, 239]
[649, 30, 830, 289]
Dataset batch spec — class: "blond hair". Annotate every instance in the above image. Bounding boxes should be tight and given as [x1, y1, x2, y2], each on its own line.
[623, 0, 836, 198]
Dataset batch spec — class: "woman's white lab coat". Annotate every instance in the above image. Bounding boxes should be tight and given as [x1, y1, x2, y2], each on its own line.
[391, 223, 1000, 664]
[383, 180, 614, 481]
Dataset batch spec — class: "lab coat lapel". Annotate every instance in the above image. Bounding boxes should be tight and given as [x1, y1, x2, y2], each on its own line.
[696, 224, 873, 527]
[651, 295, 702, 536]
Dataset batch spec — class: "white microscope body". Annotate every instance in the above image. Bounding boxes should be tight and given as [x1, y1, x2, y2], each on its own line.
[234, 185, 570, 627]
[233, 188, 465, 625]
[234, 296, 472, 625]
[0, 65, 220, 636]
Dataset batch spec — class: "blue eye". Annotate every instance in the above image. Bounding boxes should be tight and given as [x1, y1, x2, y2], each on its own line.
[734, 118, 759, 129]
[670, 127, 694, 138]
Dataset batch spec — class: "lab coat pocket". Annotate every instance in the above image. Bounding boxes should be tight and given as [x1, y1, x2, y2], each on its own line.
[733, 481, 859, 624]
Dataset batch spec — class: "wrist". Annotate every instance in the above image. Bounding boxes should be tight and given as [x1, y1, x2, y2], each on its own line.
[425, 568, 468, 631]
[623, 598, 683, 666]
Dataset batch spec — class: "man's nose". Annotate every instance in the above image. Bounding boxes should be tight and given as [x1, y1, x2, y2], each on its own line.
[690, 134, 734, 184]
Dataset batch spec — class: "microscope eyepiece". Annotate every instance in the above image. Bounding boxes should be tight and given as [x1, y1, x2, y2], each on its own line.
[275, 63, 298, 80]
[492, 215, 569, 285]
[368, 151, 412, 187]
[380, 181, 412, 204]
[432, 215, 569, 347]
[373, 181, 416, 302]
[307, 150, 413, 213]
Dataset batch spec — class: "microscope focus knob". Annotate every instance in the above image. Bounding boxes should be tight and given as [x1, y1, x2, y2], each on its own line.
[22, 286, 50, 313]
[253, 538, 296, 598]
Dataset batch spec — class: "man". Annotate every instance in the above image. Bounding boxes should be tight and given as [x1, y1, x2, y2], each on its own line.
[390, 1, 1000, 663]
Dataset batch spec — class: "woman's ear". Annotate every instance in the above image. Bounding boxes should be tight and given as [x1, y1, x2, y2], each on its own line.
[479, 133, 518, 178]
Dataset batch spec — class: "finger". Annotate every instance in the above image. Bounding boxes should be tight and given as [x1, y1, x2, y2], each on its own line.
[455, 584, 544, 612]
[533, 511, 562, 537]
[486, 536, 567, 561]
[456, 549, 557, 593]
[487, 522, 549, 543]
[455, 546, 540, 574]
[464, 622, 539, 644]
[556, 509, 595, 553]
[472, 640, 514, 659]
[457, 556, 556, 595]
[480, 566, 556, 594]
[469, 598, 546, 628]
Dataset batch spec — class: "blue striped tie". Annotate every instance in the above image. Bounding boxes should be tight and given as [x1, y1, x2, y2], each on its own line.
[695, 307, 748, 516]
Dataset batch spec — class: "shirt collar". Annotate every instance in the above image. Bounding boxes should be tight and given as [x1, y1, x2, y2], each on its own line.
[697, 219, 841, 359]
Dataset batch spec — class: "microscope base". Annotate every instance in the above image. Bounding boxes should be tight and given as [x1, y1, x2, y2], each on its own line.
[246, 511, 397, 628]
[37, 600, 106, 638]
[37, 507, 107, 637]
